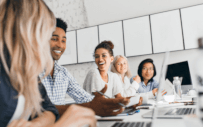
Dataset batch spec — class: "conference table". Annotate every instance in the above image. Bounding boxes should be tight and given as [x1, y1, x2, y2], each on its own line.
[97, 96, 197, 127]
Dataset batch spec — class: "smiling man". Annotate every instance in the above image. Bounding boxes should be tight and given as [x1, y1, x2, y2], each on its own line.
[40, 18, 130, 117]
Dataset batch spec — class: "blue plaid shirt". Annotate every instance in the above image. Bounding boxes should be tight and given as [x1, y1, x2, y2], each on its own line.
[39, 62, 94, 105]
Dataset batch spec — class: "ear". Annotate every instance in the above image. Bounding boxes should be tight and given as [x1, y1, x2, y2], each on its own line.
[110, 56, 114, 63]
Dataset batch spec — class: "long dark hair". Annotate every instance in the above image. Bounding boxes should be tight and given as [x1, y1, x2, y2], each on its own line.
[137, 58, 156, 82]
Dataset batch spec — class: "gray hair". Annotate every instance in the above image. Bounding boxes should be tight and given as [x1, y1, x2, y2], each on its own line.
[111, 55, 132, 78]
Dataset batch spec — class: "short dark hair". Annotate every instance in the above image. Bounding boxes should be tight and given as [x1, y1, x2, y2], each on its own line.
[137, 58, 156, 82]
[56, 18, 67, 32]
[94, 40, 114, 57]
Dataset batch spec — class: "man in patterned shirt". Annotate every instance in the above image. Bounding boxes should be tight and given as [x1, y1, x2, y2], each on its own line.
[40, 18, 130, 116]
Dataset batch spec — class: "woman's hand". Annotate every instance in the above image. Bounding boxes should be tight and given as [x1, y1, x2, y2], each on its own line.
[152, 88, 167, 96]
[55, 105, 97, 127]
[8, 119, 32, 127]
[152, 88, 158, 96]
[133, 75, 141, 84]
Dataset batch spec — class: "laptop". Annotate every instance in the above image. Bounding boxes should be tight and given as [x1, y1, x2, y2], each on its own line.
[142, 52, 196, 119]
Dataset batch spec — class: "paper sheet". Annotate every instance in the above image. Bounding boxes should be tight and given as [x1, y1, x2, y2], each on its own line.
[126, 94, 141, 107]
[163, 78, 174, 95]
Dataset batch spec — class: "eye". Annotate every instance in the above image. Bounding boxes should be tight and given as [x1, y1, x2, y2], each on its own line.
[102, 55, 106, 57]
[95, 55, 99, 58]
[62, 40, 66, 43]
[51, 38, 58, 41]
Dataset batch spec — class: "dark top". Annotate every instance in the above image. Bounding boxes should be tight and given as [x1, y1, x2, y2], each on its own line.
[0, 49, 59, 127]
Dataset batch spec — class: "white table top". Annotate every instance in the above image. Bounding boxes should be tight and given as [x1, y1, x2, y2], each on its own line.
[98, 96, 197, 127]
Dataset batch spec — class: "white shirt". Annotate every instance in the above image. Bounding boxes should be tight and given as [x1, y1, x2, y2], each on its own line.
[118, 75, 140, 97]
[83, 68, 122, 98]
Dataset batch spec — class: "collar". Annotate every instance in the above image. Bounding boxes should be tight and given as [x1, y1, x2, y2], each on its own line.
[54, 61, 61, 73]
[141, 81, 151, 87]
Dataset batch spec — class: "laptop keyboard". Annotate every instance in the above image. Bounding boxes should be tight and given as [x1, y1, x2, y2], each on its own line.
[165, 108, 195, 115]
[112, 122, 151, 127]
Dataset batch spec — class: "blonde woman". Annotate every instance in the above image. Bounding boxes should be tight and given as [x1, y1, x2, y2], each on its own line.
[111, 55, 141, 97]
[0, 0, 96, 127]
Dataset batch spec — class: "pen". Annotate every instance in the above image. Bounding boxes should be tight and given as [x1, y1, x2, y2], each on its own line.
[93, 89, 126, 107]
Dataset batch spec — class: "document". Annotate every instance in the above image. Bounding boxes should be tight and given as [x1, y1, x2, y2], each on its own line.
[126, 94, 141, 107]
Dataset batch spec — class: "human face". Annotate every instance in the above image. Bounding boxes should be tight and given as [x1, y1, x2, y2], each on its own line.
[50, 27, 66, 60]
[95, 48, 114, 72]
[141, 62, 154, 81]
[115, 57, 128, 75]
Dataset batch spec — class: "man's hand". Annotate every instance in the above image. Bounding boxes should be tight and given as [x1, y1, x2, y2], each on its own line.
[87, 84, 130, 116]
[133, 75, 141, 84]
[54, 105, 96, 127]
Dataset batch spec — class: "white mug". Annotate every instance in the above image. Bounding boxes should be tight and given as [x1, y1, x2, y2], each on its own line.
[187, 89, 196, 96]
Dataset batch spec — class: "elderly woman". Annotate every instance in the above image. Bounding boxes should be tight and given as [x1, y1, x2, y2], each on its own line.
[111, 55, 141, 97]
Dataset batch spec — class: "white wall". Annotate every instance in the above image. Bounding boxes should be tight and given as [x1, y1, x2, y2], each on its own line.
[43, 0, 202, 92]
[85, 0, 203, 26]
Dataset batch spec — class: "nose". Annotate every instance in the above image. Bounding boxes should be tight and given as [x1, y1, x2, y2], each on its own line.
[56, 39, 63, 48]
[97, 55, 102, 62]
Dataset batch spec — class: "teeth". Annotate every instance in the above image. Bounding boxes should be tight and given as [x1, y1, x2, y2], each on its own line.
[54, 50, 61, 53]
[99, 62, 105, 65]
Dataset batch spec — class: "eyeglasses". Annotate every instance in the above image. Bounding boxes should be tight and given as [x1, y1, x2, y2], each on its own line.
[142, 67, 154, 71]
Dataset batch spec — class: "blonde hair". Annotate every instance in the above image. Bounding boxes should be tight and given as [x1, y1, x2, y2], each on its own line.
[0, 0, 55, 118]
[111, 55, 132, 78]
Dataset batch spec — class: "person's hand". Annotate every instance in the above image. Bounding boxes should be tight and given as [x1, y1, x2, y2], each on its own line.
[161, 90, 167, 96]
[8, 119, 32, 127]
[89, 84, 130, 116]
[54, 105, 96, 127]
[152, 88, 158, 96]
[133, 75, 141, 84]
[131, 97, 143, 109]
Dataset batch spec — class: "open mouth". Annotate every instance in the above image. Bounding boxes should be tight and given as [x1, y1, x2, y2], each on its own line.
[53, 50, 62, 54]
[99, 62, 105, 65]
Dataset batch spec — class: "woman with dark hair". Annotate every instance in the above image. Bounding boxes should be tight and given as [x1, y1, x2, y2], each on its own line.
[83, 41, 124, 98]
[130, 58, 159, 98]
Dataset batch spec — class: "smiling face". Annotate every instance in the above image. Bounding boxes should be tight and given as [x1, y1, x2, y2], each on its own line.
[95, 48, 114, 72]
[115, 57, 128, 75]
[50, 27, 66, 60]
[141, 62, 154, 81]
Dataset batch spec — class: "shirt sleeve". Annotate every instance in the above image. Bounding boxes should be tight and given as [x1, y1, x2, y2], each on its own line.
[119, 77, 139, 97]
[130, 76, 135, 84]
[83, 69, 104, 94]
[65, 70, 94, 104]
[152, 79, 159, 89]
[112, 74, 123, 96]
[38, 82, 60, 121]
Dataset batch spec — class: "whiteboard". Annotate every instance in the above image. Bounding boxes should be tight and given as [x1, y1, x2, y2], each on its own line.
[151, 10, 184, 53]
[58, 31, 77, 65]
[99, 21, 124, 56]
[77, 26, 99, 63]
[181, 4, 203, 49]
[123, 16, 152, 57]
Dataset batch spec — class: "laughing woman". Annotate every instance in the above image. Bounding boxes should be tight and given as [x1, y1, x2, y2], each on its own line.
[83, 41, 123, 98]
